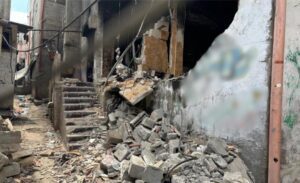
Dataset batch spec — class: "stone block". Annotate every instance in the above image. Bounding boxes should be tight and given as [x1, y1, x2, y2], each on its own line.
[128, 155, 146, 179]
[0, 144, 21, 154]
[0, 152, 9, 169]
[204, 158, 218, 172]
[0, 131, 22, 144]
[141, 117, 156, 129]
[114, 144, 130, 161]
[211, 154, 228, 169]
[11, 150, 32, 160]
[142, 165, 164, 183]
[168, 139, 180, 153]
[0, 162, 20, 178]
[120, 160, 133, 181]
[205, 138, 228, 157]
[100, 155, 120, 173]
[134, 125, 151, 141]
[141, 149, 156, 165]
[107, 127, 123, 144]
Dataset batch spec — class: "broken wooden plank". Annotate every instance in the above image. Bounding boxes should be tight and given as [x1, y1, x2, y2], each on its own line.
[0, 131, 21, 144]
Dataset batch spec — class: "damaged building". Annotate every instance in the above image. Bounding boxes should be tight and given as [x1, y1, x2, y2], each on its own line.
[0, 0, 300, 182]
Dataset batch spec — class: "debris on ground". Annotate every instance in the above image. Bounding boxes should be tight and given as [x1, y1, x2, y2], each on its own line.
[0, 116, 33, 182]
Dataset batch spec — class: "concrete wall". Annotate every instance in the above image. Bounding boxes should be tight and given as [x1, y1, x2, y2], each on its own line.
[0, 0, 11, 20]
[29, 0, 65, 99]
[155, 1, 274, 182]
[0, 51, 16, 109]
[281, 0, 300, 182]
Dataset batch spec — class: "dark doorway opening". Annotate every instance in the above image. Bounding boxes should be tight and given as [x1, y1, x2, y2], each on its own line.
[183, 0, 239, 72]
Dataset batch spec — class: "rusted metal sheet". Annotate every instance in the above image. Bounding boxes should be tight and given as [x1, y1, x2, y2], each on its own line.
[268, 0, 286, 182]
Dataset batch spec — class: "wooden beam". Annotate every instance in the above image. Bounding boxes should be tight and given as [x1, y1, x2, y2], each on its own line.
[268, 0, 286, 182]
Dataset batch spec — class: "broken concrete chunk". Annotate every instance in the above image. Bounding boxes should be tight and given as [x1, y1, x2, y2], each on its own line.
[211, 154, 228, 169]
[128, 155, 146, 179]
[205, 138, 228, 156]
[0, 162, 21, 178]
[227, 156, 252, 182]
[204, 158, 218, 172]
[167, 133, 178, 140]
[114, 144, 130, 161]
[135, 180, 145, 183]
[100, 155, 120, 173]
[3, 119, 13, 131]
[223, 171, 251, 183]
[108, 112, 117, 123]
[168, 139, 180, 154]
[134, 125, 151, 141]
[172, 175, 186, 183]
[0, 131, 22, 144]
[141, 149, 156, 165]
[150, 109, 164, 122]
[142, 165, 164, 183]
[156, 152, 169, 161]
[129, 111, 147, 127]
[141, 117, 155, 129]
[107, 128, 123, 144]
[0, 152, 9, 169]
[161, 154, 184, 174]
[120, 160, 133, 182]
[140, 141, 151, 151]
[0, 144, 21, 154]
[148, 131, 160, 143]
[11, 150, 33, 160]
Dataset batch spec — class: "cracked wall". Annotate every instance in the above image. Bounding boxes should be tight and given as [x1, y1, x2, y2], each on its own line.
[155, 1, 273, 182]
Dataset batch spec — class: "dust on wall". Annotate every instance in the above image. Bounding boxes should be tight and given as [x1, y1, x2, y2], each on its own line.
[155, 1, 273, 182]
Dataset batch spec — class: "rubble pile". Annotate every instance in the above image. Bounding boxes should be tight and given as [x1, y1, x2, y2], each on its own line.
[96, 102, 255, 183]
[0, 116, 33, 182]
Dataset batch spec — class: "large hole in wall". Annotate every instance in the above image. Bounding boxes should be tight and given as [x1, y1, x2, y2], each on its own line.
[183, 0, 239, 72]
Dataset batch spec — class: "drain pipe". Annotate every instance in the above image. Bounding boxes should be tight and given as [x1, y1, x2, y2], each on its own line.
[268, 0, 286, 182]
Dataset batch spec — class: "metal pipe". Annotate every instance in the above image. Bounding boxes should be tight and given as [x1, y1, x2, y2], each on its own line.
[268, 0, 286, 182]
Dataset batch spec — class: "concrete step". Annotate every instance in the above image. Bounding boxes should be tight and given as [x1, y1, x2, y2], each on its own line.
[64, 97, 97, 104]
[67, 142, 87, 151]
[63, 92, 97, 97]
[65, 118, 104, 126]
[64, 111, 96, 118]
[66, 133, 91, 142]
[63, 86, 95, 92]
[66, 125, 98, 134]
[64, 103, 92, 111]
[64, 82, 94, 87]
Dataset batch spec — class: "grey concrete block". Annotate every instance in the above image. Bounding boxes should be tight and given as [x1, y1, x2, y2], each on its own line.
[128, 155, 146, 179]
[0, 152, 9, 169]
[0, 162, 20, 178]
[114, 144, 130, 161]
[142, 165, 164, 183]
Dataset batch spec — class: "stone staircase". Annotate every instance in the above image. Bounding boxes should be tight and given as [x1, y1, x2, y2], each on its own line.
[59, 80, 104, 150]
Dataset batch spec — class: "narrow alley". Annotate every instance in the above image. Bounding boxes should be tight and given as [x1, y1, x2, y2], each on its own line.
[0, 0, 299, 183]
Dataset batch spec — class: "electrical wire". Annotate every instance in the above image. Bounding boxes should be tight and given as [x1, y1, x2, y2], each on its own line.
[1, 0, 98, 53]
